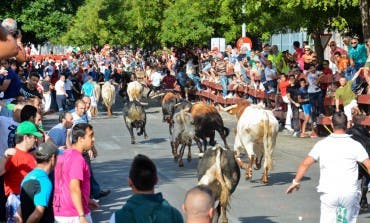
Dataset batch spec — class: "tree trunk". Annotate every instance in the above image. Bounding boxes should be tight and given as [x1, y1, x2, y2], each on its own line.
[312, 29, 324, 64]
[359, 0, 370, 40]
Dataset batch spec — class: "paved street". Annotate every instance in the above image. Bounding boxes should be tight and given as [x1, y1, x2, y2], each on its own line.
[44, 97, 370, 223]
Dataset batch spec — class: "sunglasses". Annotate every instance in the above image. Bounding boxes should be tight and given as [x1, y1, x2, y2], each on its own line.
[329, 44, 335, 47]
[351, 42, 358, 44]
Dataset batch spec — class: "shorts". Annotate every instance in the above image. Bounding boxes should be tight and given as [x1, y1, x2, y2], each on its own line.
[301, 103, 311, 115]
[320, 191, 361, 223]
[343, 100, 357, 121]
[55, 213, 92, 223]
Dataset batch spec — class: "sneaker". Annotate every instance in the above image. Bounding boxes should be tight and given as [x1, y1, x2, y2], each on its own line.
[266, 89, 275, 94]
[292, 131, 300, 137]
[285, 125, 293, 131]
[319, 113, 325, 118]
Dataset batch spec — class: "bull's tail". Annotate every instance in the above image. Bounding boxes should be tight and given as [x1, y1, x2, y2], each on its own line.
[263, 116, 274, 171]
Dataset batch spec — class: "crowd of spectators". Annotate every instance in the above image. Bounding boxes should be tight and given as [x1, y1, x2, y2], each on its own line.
[1, 15, 370, 222]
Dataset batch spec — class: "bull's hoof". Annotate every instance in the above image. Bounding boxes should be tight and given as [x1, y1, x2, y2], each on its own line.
[179, 162, 184, 167]
[187, 156, 192, 162]
[173, 155, 178, 162]
[245, 175, 252, 180]
[261, 179, 268, 184]
[131, 141, 136, 144]
[137, 132, 142, 136]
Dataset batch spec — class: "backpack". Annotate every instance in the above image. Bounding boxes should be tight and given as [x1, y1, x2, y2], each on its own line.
[7, 125, 17, 148]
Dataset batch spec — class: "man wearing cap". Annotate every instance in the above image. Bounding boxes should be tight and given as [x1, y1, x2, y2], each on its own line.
[0, 121, 41, 222]
[20, 141, 59, 222]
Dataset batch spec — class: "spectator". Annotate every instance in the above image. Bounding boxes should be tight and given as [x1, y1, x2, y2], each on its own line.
[109, 154, 183, 223]
[306, 64, 323, 133]
[182, 185, 214, 223]
[147, 66, 162, 98]
[335, 68, 363, 128]
[71, 99, 87, 124]
[48, 111, 73, 148]
[1, 18, 26, 63]
[264, 60, 277, 93]
[0, 59, 21, 102]
[53, 123, 99, 223]
[20, 140, 59, 223]
[0, 121, 42, 222]
[41, 75, 52, 113]
[277, 74, 293, 131]
[162, 68, 177, 90]
[348, 36, 367, 72]
[286, 112, 370, 223]
[55, 75, 68, 112]
[302, 45, 313, 71]
[297, 78, 311, 138]
[214, 56, 229, 98]
[293, 41, 304, 71]
[0, 26, 18, 59]
[286, 75, 300, 136]
[329, 41, 347, 64]
[19, 72, 42, 99]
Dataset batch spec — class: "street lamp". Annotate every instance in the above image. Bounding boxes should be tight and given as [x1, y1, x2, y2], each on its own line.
[242, 4, 246, 37]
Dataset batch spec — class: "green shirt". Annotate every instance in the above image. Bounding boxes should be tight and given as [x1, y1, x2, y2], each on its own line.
[114, 193, 183, 223]
[335, 80, 356, 106]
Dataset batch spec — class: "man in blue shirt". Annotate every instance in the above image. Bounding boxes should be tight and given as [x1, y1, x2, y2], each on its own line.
[0, 59, 21, 102]
[47, 112, 73, 148]
[20, 140, 59, 223]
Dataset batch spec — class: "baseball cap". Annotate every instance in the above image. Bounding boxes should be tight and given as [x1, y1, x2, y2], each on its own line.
[16, 121, 43, 138]
[36, 141, 58, 158]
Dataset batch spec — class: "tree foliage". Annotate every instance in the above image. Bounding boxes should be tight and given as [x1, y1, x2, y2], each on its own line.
[0, 0, 368, 50]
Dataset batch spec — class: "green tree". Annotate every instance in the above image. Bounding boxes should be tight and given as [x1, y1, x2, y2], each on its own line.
[0, 0, 84, 44]
[242, 0, 363, 62]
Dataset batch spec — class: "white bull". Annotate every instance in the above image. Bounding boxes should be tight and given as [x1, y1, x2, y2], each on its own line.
[234, 103, 279, 184]
[102, 81, 116, 117]
[127, 81, 143, 102]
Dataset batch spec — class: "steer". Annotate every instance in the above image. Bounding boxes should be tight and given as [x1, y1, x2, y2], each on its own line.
[161, 92, 179, 135]
[190, 103, 229, 151]
[226, 102, 279, 184]
[101, 81, 116, 117]
[198, 145, 240, 223]
[346, 124, 370, 211]
[170, 110, 198, 167]
[123, 100, 148, 144]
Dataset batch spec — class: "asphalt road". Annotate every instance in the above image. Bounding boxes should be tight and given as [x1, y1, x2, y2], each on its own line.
[43, 96, 370, 223]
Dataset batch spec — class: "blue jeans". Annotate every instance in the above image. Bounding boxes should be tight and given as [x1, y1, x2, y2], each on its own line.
[220, 76, 229, 97]
[56, 95, 66, 112]
[308, 91, 323, 123]
[188, 73, 202, 91]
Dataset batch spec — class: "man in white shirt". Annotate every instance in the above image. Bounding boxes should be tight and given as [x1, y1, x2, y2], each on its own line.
[147, 67, 162, 98]
[286, 112, 370, 223]
[55, 75, 68, 112]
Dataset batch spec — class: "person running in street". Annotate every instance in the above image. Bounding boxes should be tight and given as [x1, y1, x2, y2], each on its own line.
[286, 112, 370, 223]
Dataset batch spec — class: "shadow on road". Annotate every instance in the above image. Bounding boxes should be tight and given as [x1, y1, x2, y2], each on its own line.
[239, 216, 278, 223]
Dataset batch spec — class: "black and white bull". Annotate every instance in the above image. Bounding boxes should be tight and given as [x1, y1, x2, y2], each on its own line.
[123, 100, 148, 144]
[346, 124, 370, 211]
[190, 103, 229, 151]
[198, 145, 240, 223]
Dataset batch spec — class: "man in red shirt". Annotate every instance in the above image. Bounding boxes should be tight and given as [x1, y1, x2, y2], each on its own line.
[162, 69, 177, 90]
[278, 74, 293, 131]
[0, 121, 42, 222]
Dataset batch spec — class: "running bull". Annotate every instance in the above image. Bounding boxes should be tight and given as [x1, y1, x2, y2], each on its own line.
[123, 100, 148, 144]
[198, 145, 240, 223]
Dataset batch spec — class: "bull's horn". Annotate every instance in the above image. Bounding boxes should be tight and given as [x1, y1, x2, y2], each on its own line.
[138, 101, 149, 106]
[222, 104, 237, 112]
[151, 92, 165, 99]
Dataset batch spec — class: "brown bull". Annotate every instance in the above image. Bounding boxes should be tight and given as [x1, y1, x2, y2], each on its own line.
[161, 92, 179, 135]
[191, 103, 229, 151]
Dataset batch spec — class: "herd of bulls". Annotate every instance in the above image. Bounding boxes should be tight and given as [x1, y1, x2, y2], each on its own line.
[120, 81, 370, 222]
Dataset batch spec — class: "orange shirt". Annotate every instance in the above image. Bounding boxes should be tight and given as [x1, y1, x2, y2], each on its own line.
[4, 148, 36, 195]
[278, 80, 290, 96]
